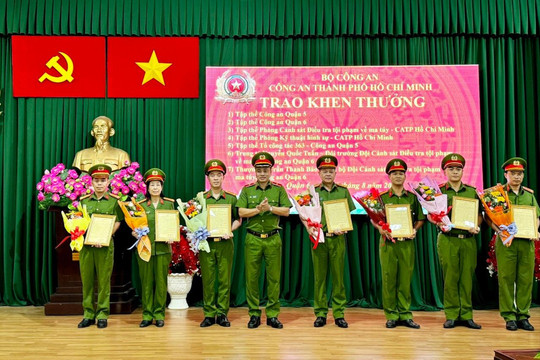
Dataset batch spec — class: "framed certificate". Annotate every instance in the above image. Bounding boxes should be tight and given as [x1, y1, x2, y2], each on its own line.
[513, 205, 539, 239]
[84, 214, 116, 246]
[323, 199, 353, 233]
[207, 204, 232, 238]
[385, 204, 413, 238]
[451, 196, 479, 230]
[155, 210, 180, 242]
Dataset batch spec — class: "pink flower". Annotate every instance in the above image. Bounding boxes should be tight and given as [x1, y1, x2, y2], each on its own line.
[51, 163, 65, 175]
[122, 187, 130, 195]
[52, 194, 60, 202]
[51, 176, 62, 185]
[58, 187, 66, 195]
[37, 192, 45, 201]
[139, 183, 147, 191]
[129, 182, 139, 192]
[127, 167, 136, 175]
[119, 170, 127, 177]
[36, 182, 44, 191]
[73, 182, 84, 192]
[69, 193, 78, 201]
[82, 175, 92, 184]
[72, 201, 79, 208]
[68, 169, 79, 179]
[133, 173, 143, 182]
[45, 184, 53, 192]
[111, 188, 120, 195]
[51, 185, 60, 193]
[131, 162, 140, 169]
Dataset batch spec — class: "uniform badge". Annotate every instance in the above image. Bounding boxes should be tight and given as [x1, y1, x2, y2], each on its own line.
[394, 161, 400, 166]
[215, 70, 256, 104]
[451, 155, 458, 161]
[98, 166, 104, 171]
[325, 158, 331, 163]
[513, 160, 520, 166]
[212, 161, 218, 166]
[152, 170, 158, 175]
[260, 154, 266, 160]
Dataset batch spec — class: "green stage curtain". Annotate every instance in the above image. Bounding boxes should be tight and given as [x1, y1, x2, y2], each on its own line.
[1, 0, 539, 310]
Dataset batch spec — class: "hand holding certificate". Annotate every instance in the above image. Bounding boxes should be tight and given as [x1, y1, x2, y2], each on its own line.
[513, 205, 539, 240]
[451, 196, 479, 231]
[385, 204, 414, 238]
[155, 210, 180, 242]
[322, 199, 353, 234]
[84, 214, 116, 247]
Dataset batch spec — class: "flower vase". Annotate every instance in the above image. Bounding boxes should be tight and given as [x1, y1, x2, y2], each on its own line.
[167, 273, 193, 309]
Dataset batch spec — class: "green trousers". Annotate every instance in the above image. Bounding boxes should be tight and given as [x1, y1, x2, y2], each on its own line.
[199, 239, 234, 317]
[245, 233, 282, 318]
[137, 253, 171, 321]
[379, 238, 415, 321]
[437, 233, 477, 320]
[495, 237, 535, 321]
[311, 234, 347, 318]
[79, 244, 114, 320]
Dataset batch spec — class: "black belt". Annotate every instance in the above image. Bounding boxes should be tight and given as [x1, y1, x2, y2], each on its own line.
[394, 237, 411, 242]
[442, 232, 474, 239]
[207, 237, 225, 242]
[247, 229, 279, 239]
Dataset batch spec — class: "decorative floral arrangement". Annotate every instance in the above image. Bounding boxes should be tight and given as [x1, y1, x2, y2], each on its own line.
[58, 204, 91, 252]
[119, 198, 151, 262]
[290, 185, 324, 249]
[170, 226, 200, 275]
[353, 188, 393, 243]
[486, 234, 540, 281]
[409, 176, 453, 232]
[477, 184, 516, 246]
[294, 191, 313, 206]
[36, 163, 93, 210]
[177, 192, 210, 253]
[109, 161, 146, 202]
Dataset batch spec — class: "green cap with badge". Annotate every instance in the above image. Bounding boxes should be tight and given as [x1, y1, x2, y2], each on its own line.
[316, 155, 338, 169]
[385, 158, 407, 174]
[144, 168, 166, 183]
[252, 152, 275, 167]
[88, 164, 112, 178]
[205, 159, 227, 175]
[441, 153, 466, 170]
[502, 157, 527, 172]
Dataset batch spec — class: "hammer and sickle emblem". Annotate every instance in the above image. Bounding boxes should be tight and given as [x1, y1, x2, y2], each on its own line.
[38, 52, 74, 83]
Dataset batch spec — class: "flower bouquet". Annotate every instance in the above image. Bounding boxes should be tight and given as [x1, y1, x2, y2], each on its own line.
[477, 184, 516, 246]
[57, 204, 91, 252]
[409, 176, 453, 232]
[177, 192, 210, 253]
[118, 197, 151, 262]
[109, 162, 146, 202]
[36, 163, 93, 210]
[290, 185, 324, 249]
[170, 226, 200, 275]
[353, 188, 393, 243]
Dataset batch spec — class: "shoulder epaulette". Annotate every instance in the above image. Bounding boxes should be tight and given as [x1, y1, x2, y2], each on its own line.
[438, 182, 446, 188]
[463, 183, 476, 189]
[523, 187, 534, 194]
[314, 183, 322, 188]
[163, 197, 175, 202]
[109, 193, 120, 200]
[80, 194, 92, 200]
[137, 198, 148, 204]
[380, 190, 389, 195]
[224, 190, 237, 197]
[335, 183, 348, 188]
[271, 181, 284, 187]
[244, 182, 256, 188]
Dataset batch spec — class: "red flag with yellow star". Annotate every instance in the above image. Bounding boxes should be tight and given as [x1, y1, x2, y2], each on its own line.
[107, 37, 199, 98]
[12, 35, 106, 98]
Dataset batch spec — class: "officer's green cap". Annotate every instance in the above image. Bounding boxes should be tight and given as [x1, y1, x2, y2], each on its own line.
[502, 157, 527, 171]
[441, 153, 466, 170]
[385, 158, 407, 174]
[316, 155, 338, 169]
[252, 152, 274, 167]
[88, 164, 112, 178]
[205, 159, 227, 175]
[144, 168, 166, 183]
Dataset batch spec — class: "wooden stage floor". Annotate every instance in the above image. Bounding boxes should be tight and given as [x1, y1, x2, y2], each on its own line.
[0, 306, 538, 359]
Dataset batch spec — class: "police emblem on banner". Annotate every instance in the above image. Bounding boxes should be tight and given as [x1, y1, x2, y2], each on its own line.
[215, 70, 256, 103]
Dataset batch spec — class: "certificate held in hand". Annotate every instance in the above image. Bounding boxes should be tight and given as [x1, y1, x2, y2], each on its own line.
[207, 204, 232, 238]
[385, 204, 413, 238]
[322, 199, 353, 233]
[155, 210, 180, 242]
[84, 214, 117, 247]
[451, 196, 479, 230]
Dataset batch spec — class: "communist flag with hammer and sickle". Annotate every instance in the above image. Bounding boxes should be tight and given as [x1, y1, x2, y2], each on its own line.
[12, 36, 105, 97]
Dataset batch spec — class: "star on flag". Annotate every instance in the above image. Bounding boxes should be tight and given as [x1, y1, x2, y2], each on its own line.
[136, 50, 172, 86]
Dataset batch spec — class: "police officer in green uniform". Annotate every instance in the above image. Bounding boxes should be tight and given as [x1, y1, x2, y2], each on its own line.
[433, 154, 482, 329]
[135, 168, 176, 328]
[78, 164, 123, 329]
[305, 156, 355, 328]
[373, 159, 425, 329]
[199, 160, 242, 328]
[237, 152, 292, 329]
[492, 157, 539, 331]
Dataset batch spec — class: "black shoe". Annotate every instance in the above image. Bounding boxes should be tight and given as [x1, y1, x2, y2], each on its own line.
[506, 320, 518, 331]
[334, 318, 348, 328]
[386, 320, 397, 328]
[217, 315, 231, 327]
[443, 320, 455, 329]
[77, 318, 95, 328]
[266, 317, 283, 329]
[139, 320, 153, 328]
[517, 319, 535, 331]
[463, 319, 482, 329]
[314, 317, 327, 328]
[247, 316, 261, 329]
[155, 320, 164, 327]
[200, 317, 216, 327]
[401, 319, 420, 329]
[97, 319, 107, 329]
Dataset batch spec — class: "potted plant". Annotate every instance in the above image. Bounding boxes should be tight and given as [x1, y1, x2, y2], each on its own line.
[168, 226, 199, 309]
